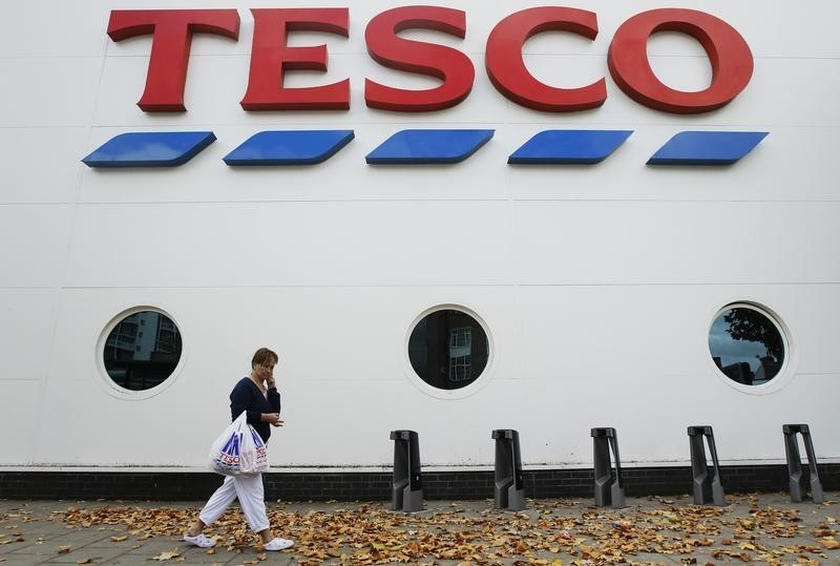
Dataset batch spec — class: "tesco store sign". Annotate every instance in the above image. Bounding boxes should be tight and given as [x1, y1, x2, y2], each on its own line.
[107, 7, 754, 115]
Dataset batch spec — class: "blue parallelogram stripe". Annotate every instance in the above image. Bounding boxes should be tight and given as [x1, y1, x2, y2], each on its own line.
[508, 130, 633, 164]
[82, 132, 216, 168]
[224, 130, 354, 166]
[648, 131, 769, 165]
[366, 129, 494, 164]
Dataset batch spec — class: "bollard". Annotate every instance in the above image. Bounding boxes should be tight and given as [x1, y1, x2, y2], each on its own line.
[492, 429, 525, 511]
[390, 430, 423, 512]
[687, 426, 726, 506]
[782, 424, 824, 503]
[591, 427, 626, 508]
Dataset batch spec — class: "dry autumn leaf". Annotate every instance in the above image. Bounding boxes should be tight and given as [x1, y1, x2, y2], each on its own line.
[76, 559, 93, 565]
[819, 537, 840, 550]
[152, 549, 181, 561]
[58, 545, 71, 553]
[110, 535, 128, 542]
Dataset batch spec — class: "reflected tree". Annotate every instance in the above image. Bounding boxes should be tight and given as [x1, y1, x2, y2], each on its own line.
[723, 308, 783, 364]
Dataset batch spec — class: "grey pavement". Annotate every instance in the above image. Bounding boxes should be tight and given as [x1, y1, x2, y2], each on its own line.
[1, 493, 838, 565]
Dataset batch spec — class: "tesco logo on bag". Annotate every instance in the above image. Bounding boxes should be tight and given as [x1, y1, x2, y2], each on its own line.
[218, 433, 241, 465]
[107, 6, 754, 115]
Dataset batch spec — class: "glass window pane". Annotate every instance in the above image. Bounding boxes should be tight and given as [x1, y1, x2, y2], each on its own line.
[409, 309, 489, 390]
[103, 311, 182, 391]
[709, 306, 785, 386]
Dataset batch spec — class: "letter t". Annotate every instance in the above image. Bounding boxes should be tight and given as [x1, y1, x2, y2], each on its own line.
[108, 10, 240, 112]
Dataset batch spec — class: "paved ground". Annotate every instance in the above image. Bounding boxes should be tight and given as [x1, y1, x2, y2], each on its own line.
[0, 493, 838, 565]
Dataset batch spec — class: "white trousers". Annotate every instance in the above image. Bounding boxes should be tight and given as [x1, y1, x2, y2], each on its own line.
[199, 474, 269, 533]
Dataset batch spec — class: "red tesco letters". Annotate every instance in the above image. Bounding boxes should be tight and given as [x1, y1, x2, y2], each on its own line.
[365, 6, 474, 112]
[485, 7, 607, 112]
[107, 6, 754, 115]
[608, 9, 754, 113]
[241, 8, 350, 111]
[107, 10, 240, 112]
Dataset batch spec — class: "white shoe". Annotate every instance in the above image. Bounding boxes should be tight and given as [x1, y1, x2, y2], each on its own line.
[183, 533, 216, 548]
[263, 537, 294, 551]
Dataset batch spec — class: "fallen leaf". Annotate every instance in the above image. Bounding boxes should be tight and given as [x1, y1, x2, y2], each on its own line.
[76, 559, 93, 565]
[58, 545, 71, 553]
[110, 535, 128, 542]
[819, 537, 840, 550]
[152, 549, 181, 561]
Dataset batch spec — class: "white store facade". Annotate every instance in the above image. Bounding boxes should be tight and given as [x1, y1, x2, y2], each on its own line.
[1, 0, 839, 487]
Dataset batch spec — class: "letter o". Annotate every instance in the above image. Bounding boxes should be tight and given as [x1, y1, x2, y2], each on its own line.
[608, 8, 753, 113]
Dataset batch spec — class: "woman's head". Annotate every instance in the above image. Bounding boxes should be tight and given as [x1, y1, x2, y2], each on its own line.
[252, 347, 278, 369]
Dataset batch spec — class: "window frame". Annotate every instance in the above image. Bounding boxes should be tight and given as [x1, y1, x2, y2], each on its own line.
[96, 306, 186, 400]
[404, 304, 494, 399]
[707, 301, 794, 395]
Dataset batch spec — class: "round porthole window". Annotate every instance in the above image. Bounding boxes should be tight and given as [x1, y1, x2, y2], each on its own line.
[103, 310, 183, 391]
[408, 308, 489, 390]
[708, 304, 786, 387]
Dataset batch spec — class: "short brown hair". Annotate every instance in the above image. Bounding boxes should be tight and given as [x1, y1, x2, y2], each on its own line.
[251, 347, 278, 367]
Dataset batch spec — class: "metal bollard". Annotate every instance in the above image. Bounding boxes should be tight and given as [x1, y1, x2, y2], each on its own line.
[783, 424, 824, 504]
[492, 429, 525, 511]
[687, 426, 726, 506]
[390, 430, 423, 512]
[591, 427, 626, 508]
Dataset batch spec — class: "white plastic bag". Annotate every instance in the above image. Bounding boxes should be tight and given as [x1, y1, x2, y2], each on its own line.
[208, 412, 269, 476]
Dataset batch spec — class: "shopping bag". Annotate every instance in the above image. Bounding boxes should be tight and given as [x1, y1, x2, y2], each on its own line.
[208, 412, 269, 476]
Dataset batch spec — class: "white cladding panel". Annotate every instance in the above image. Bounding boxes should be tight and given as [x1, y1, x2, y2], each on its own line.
[0, 0, 838, 469]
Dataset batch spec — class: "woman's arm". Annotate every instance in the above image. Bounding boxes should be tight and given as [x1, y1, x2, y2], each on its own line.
[267, 387, 281, 414]
[230, 382, 262, 426]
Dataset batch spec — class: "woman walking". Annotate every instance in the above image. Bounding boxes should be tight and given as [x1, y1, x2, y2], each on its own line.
[184, 347, 293, 551]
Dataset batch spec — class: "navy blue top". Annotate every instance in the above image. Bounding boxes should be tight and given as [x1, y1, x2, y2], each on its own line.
[230, 377, 281, 444]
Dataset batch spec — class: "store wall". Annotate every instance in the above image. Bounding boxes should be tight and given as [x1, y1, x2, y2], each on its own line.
[1, 0, 839, 469]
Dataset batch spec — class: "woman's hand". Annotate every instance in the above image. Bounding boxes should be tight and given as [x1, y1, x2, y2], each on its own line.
[266, 377, 276, 389]
[261, 413, 284, 427]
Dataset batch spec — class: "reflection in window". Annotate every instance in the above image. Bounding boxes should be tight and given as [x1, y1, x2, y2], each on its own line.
[448, 328, 472, 382]
[409, 310, 489, 390]
[709, 306, 785, 386]
[104, 311, 182, 391]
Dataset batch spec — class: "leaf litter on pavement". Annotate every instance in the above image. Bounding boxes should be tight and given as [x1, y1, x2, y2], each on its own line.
[46, 494, 840, 565]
